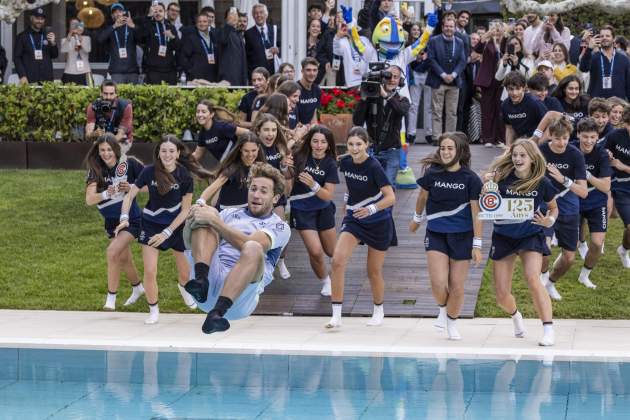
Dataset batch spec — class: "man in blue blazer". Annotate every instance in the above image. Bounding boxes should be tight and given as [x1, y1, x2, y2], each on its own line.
[244, 3, 280, 78]
[426, 17, 467, 144]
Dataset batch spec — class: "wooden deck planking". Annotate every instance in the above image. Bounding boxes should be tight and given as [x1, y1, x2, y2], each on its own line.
[255, 144, 500, 318]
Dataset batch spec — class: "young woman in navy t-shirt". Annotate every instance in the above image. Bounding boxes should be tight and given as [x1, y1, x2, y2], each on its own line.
[196, 132, 266, 210]
[84, 133, 144, 311]
[116, 135, 211, 324]
[253, 113, 294, 279]
[192, 100, 249, 164]
[485, 139, 558, 346]
[326, 127, 396, 329]
[410, 133, 483, 340]
[289, 125, 339, 297]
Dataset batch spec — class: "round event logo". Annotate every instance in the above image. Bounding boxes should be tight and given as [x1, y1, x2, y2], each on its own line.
[480, 192, 501, 212]
[116, 161, 128, 177]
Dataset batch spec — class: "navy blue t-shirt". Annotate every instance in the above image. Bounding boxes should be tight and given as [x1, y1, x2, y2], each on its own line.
[262, 143, 283, 170]
[570, 140, 612, 210]
[605, 128, 630, 194]
[135, 164, 194, 225]
[493, 172, 557, 238]
[297, 81, 321, 125]
[288, 109, 299, 129]
[559, 98, 590, 138]
[598, 123, 614, 145]
[87, 157, 144, 220]
[539, 142, 586, 215]
[290, 155, 339, 211]
[217, 168, 249, 210]
[501, 93, 548, 137]
[197, 121, 237, 162]
[417, 166, 482, 233]
[544, 96, 564, 112]
[238, 90, 258, 122]
[340, 155, 391, 223]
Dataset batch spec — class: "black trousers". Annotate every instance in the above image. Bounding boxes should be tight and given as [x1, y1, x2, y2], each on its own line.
[145, 70, 177, 85]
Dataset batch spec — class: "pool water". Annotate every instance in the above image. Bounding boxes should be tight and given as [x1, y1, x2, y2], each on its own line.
[1, 348, 630, 419]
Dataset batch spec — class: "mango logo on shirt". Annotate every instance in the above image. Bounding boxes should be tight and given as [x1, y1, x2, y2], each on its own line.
[150, 180, 180, 190]
[305, 166, 325, 176]
[343, 171, 368, 182]
[205, 136, 219, 145]
[507, 112, 527, 119]
[615, 144, 630, 156]
[548, 163, 569, 169]
[506, 188, 538, 197]
[434, 181, 465, 189]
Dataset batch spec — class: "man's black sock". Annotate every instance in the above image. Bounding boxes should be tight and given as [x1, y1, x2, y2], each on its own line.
[213, 296, 233, 317]
[194, 263, 210, 281]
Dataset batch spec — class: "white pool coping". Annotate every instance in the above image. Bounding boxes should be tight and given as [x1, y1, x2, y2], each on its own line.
[1, 310, 630, 362]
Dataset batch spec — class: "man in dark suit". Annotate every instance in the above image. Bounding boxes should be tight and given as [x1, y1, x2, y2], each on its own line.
[426, 17, 467, 144]
[455, 9, 472, 132]
[217, 7, 248, 86]
[13, 8, 58, 84]
[180, 13, 217, 82]
[244, 3, 279, 77]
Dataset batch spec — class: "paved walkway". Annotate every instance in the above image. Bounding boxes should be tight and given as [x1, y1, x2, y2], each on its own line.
[258, 144, 500, 318]
[2, 310, 629, 359]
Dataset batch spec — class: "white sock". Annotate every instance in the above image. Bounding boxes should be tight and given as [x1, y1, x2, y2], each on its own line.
[277, 258, 291, 279]
[539, 323, 555, 346]
[579, 266, 592, 278]
[511, 310, 525, 338]
[177, 283, 198, 309]
[543, 323, 553, 335]
[434, 305, 447, 329]
[124, 283, 145, 306]
[326, 303, 342, 328]
[367, 304, 384, 326]
[320, 276, 332, 296]
[145, 304, 159, 324]
[104, 292, 116, 310]
[446, 316, 461, 340]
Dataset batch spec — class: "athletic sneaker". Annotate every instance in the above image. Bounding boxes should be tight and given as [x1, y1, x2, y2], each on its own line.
[545, 282, 562, 300]
[617, 246, 630, 268]
[539, 329, 555, 346]
[578, 270, 597, 289]
[277, 258, 291, 279]
[577, 241, 588, 260]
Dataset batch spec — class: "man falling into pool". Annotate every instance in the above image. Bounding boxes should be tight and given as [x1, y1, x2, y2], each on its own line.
[184, 162, 291, 334]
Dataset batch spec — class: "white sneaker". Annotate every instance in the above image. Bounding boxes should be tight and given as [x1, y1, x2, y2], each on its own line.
[617, 246, 630, 268]
[484, 142, 494, 148]
[124, 284, 145, 306]
[577, 241, 588, 260]
[539, 329, 555, 346]
[512, 311, 526, 338]
[145, 305, 159, 324]
[366, 305, 384, 326]
[177, 284, 198, 309]
[545, 282, 562, 301]
[446, 318, 461, 340]
[434, 307, 447, 330]
[277, 258, 291, 279]
[578, 272, 597, 289]
[320, 277, 331, 297]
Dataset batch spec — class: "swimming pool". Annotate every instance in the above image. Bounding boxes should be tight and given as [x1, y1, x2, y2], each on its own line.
[1, 348, 630, 419]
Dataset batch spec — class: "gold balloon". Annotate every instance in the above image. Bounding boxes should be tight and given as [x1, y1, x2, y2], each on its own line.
[78, 7, 105, 29]
[96, 0, 118, 5]
[75, 0, 95, 11]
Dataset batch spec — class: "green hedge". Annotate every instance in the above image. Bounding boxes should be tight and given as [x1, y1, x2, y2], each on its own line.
[0, 84, 247, 142]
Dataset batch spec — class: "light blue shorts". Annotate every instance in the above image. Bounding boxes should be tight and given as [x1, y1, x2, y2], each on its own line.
[185, 251, 265, 320]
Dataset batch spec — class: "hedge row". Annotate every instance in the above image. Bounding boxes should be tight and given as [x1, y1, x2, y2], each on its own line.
[0, 84, 247, 142]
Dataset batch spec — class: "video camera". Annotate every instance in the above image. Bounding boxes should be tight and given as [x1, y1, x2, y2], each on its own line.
[360, 62, 393, 99]
[92, 97, 112, 131]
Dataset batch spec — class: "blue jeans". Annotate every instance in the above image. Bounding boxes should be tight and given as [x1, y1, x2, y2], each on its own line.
[371, 147, 400, 187]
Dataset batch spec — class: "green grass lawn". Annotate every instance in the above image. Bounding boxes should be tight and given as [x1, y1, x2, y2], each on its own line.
[2, 169, 630, 318]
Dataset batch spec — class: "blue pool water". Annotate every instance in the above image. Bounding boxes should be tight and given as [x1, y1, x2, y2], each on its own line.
[1, 348, 630, 419]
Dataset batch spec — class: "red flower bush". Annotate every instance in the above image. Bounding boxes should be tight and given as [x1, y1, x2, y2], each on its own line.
[319, 88, 360, 115]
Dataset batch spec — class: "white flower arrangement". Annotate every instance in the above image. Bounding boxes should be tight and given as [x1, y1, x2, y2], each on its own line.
[0, 0, 61, 23]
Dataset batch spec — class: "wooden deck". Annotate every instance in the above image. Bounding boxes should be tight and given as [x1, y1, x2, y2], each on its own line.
[255, 144, 500, 318]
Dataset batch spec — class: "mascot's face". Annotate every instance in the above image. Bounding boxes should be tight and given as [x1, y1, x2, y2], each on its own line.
[372, 16, 405, 60]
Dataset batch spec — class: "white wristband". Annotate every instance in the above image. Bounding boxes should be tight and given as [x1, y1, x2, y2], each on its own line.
[413, 212, 426, 224]
[162, 227, 173, 238]
[311, 182, 321, 193]
[533, 129, 543, 139]
[101, 190, 111, 201]
[562, 177, 574, 188]
[473, 237, 483, 249]
[586, 171, 592, 180]
[343, 193, 349, 204]
[367, 204, 378, 216]
[119, 213, 129, 222]
[196, 198, 206, 206]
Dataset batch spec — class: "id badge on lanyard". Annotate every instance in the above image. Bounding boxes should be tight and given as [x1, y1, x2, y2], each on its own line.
[332, 56, 341, 71]
[119, 48, 128, 58]
[603, 77, 612, 89]
[76, 59, 85, 70]
[207, 53, 215, 64]
[34, 49, 43, 60]
[158, 45, 167, 57]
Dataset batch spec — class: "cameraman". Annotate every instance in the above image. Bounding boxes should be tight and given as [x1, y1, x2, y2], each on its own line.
[353, 64, 410, 185]
[85, 81, 133, 142]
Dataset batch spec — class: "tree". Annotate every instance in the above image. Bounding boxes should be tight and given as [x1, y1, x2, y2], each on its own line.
[0, 0, 60, 23]
[503, 0, 630, 14]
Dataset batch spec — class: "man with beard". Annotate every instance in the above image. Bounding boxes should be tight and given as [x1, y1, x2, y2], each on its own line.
[13, 8, 58, 84]
[184, 162, 290, 334]
[579, 25, 630, 100]
[180, 13, 217, 82]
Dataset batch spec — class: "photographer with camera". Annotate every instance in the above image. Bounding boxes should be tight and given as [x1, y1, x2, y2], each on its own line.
[353, 63, 410, 185]
[13, 8, 58, 85]
[98, 3, 140, 84]
[85, 81, 134, 143]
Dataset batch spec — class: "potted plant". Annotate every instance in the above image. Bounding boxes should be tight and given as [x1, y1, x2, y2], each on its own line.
[319, 87, 360, 145]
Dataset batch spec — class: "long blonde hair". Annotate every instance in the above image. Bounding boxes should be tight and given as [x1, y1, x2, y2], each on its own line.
[489, 138, 547, 194]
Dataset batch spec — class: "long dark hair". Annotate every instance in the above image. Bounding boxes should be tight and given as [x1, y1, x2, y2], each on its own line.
[84, 133, 121, 189]
[214, 132, 266, 185]
[292, 124, 337, 177]
[197, 99, 238, 124]
[503, 35, 524, 60]
[258, 93, 289, 127]
[552, 74, 590, 112]
[421, 132, 471, 170]
[544, 14, 565, 44]
[253, 113, 290, 157]
[347, 126, 371, 144]
[153, 135, 212, 195]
